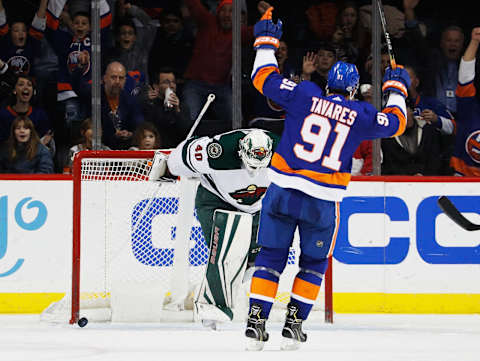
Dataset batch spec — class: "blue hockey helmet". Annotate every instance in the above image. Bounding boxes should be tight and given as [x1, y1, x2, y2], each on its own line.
[327, 61, 360, 98]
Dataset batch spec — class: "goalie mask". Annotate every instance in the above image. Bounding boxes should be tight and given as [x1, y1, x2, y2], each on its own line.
[238, 130, 273, 172]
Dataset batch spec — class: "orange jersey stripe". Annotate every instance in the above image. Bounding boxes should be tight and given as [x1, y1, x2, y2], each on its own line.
[57, 82, 73, 91]
[252, 66, 278, 94]
[450, 118, 457, 134]
[29, 27, 44, 40]
[0, 24, 9, 36]
[271, 153, 351, 186]
[6, 106, 16, 116]
[456, 83, 476, 98]
[250, 276, 279, 299]
[46, 12, 59, 30]
[450, 156, 480, 176]
[383, 106, 406, 137]
[128, 70, 141, 79]
[292, 277, 321, 301]
[7, 106, 32, 117]
[100, 13, 113, 29]
[327, 202, 340, 257]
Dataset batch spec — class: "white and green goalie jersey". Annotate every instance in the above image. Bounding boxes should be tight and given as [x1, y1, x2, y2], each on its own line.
[167, 129, 280, 214]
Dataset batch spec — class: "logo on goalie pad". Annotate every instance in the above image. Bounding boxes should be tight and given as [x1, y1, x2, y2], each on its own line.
[207, 142, 222, 159]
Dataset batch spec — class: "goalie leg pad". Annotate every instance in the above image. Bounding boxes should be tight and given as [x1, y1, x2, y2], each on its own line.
[195, 209, 252, 322]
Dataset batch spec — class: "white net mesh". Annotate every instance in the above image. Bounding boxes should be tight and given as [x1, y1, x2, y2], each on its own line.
[41, 151, 326, 324]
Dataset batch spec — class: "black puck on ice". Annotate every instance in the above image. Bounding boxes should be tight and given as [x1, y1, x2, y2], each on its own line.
[78, 317, 88, 328]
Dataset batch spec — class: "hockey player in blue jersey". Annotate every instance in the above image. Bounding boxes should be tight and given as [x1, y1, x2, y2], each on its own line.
[245, 8, 411, 351]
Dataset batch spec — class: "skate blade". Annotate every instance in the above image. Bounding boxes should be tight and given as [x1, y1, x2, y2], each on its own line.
[201, 319, 218, 330]
[280, 337, 301, 351]
[246, 339, 265, 351]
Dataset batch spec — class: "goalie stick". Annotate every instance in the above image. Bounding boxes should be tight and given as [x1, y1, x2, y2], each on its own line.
[148, 93, 216, 182]
[186, 93, 216, 140]
[377, 0, 397, 69]
[437, 196, 480, 231]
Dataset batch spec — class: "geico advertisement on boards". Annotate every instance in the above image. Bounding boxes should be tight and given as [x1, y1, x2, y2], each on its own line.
[0, 179, 479, 312]
[335, 181, 480, 295]
[0, 181, 72, 291]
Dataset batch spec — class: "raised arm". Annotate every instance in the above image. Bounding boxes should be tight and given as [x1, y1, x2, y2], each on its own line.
[251, 7, 283, 95]
[183, 0, 213, 27]
[0, 0, 6, 36]
[457, 27, 480, 90]
[37, 0, 48, 20]
[30, 0, 48, 37]
[125, 3, 156, 52]
[46, 0, 69, 30]
[463, 27, 480, 62]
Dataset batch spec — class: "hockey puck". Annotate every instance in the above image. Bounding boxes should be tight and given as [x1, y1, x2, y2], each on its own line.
[78, 317, 88, 328]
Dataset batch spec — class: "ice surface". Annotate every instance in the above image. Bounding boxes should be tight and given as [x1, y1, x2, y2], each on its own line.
[1, 314, 479, 361]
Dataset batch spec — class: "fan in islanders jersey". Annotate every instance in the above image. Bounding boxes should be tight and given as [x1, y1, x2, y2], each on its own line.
[150, 128, 279, 327]
[244, 7, 410, 351]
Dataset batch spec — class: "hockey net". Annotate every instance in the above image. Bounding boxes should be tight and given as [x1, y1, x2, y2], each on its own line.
[40, 150, 332, 324]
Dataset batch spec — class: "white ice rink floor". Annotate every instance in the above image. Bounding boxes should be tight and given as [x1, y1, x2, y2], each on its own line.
[1, 314, 479, 361]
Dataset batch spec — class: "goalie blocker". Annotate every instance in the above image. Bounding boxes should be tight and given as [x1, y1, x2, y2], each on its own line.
[195, 209, 253, 324]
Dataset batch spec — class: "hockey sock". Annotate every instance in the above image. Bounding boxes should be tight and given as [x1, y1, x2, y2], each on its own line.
[249, 246, 290, 319]
[290, 255, 329, 320]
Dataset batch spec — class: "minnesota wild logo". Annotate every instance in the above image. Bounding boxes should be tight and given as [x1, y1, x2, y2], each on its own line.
[207, 142, 222, 158]
[229, 184, 267, 205]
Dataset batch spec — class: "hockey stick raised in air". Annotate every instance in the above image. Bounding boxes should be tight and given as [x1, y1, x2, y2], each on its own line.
[437, 196, 480, 231]
[185, 93, 216, 140]
[377, 0, 397, 69]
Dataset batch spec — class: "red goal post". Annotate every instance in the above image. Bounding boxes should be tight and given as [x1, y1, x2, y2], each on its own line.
[71, 150, 157, 324]
[41, 150, 333, 324]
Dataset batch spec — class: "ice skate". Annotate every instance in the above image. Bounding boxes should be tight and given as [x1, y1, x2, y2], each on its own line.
[245, 304, 269, 351]
[280, 303, 307, 351]
[201, 319, 218, 330]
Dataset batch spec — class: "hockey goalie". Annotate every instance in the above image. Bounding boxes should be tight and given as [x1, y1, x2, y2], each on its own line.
[149, 128, 279, 327]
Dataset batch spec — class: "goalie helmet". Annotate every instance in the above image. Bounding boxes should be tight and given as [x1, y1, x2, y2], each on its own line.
[238, 130, 273, 172]
[326, 61, 360, 98]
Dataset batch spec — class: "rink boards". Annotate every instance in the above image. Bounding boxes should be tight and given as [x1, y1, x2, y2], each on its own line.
[0, 175, 479, 314]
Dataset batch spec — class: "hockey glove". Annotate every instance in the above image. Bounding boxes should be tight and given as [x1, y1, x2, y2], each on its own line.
[148, 151, 176, 182]
[382, 65, 411, 98]
[253, 7, 283, 50]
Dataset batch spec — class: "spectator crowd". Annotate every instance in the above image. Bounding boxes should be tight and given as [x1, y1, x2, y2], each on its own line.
[0, 0, 478, 176]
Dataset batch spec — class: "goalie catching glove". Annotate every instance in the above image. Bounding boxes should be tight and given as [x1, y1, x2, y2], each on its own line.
[382, 65, 411, 98]
[253, 7, 283, 50]
[148, 151, 176, 182]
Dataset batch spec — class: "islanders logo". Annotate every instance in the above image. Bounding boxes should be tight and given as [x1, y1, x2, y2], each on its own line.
[7, 55, 30, 75]
[67, 51, 91, 75]
[465, 130, 480, 164]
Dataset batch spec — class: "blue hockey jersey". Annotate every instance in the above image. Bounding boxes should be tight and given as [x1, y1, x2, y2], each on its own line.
[0, 11, 44, 77]
[45, 0, 111, 101]
[450, 58, 480, 176]
[251, 50, 407, 201]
